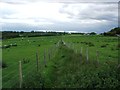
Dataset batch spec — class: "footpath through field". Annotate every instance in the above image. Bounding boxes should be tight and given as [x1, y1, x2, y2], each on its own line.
[4, 40, 119, 88]
[39, 40, 119, 88]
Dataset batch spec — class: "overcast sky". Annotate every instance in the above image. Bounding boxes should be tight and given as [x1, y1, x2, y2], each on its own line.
[0, 0, 119, 33]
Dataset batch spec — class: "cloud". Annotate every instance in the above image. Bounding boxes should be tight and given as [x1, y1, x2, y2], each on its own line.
[0, 1, 118, 33]
[0, 2, 69, 21]
[59, 3, 118, 21]
[1, 0, 119, 3]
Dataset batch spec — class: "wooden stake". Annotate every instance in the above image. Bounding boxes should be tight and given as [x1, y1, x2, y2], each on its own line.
[86, 47, 89, 63]
[81, 47, 82, 55]
[48, 49, 51, 60]
[44, 49, 47, 67]
[96, 50, 99, 64]
[19, 61, 22, 88]
[73, 44, 74, 50]
[80, 47, 82, 61]
[50, 47, 52, 56]
[36, 52, 39, 71]
[51, 47, 52, 58]
[76, 49, 77, 53]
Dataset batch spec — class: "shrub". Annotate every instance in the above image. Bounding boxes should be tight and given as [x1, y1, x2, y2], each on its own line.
[22, 58, 30, 64]
[38, 44, 41, 47]
[22, 72, 44, 88]
[111, 48, 114, 50]
[61, 55, 65, 58]
[88, 42, 95, 47]
[114, 43, 120, 50]
[1, 61, 8, 68]
[80, 41, 94, 47]
[117, 43, 120, 48]
[12, 43, 17, 46]
[101, 45, 107, 48]
[3, 45, 11, 49]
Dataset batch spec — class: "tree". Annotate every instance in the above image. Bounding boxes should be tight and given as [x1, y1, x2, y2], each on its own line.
[89, 32, 96, 35]
[102, 27, 120, 36]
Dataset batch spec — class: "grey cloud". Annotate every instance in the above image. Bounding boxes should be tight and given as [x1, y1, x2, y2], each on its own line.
[0, 10, 17, 19]
[1, 23, 46, 31]
[59, 3, 118, 22]
[0, 1, 118, 33]
[1, 0, 120, 3]
[1, 19, 117, 33]
[1, 0, 31, 4]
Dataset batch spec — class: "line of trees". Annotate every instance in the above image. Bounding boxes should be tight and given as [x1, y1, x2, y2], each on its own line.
[1, 27, 120, 39]
[101, 27, 120, 36]
[1, 31, 68, 39]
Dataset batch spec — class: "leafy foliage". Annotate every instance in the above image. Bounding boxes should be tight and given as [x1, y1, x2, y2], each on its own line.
[1, 61, 8, 68]
[102, 27, 120, 36]
[39, 43, 119, 88]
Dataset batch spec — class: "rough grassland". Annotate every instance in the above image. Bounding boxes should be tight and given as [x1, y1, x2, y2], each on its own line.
[2, 35, 119, 88]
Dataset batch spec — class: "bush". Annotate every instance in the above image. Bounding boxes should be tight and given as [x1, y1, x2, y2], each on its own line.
[1, 61, 8, 68]
[12, 43, 17, 47]
[117, 43, 120, 48]
[38, 44, 41, 47]
[80, 41, 94, 47]
[22, 72, 44, 88]
[3, 45, 11, 49]
[101, 45, 107, 48]
[22, 58, 30, 64]
[88, 42, 95, 47]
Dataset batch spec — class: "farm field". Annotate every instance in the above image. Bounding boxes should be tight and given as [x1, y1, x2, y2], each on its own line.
[2, 35, 120, 88]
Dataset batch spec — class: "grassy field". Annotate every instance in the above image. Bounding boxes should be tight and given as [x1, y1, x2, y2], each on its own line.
[2, 35, 120, 88]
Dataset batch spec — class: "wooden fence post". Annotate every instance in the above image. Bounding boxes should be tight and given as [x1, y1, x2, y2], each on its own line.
[76, 49, 77, 53]
[96, 50, 99, 65]
[73, 44, 74, 50]
[51, 47, 53, 58]
[48, 49, 51, 60]
[81, 47, 82, 55]
[70, 43, 72, 48]
[50, 47, 52, 58]
[44, 49, 47, 67]
[19, 61, 23, 88]
[69, 43, 71, 48]
[36, 52, 39, 71]
[86, 47, 89, 63]
[80, 47, 82, 61]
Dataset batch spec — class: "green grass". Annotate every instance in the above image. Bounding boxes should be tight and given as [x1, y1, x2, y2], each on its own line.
[40, 43, 119, 88]
[2, 35, 119, 88]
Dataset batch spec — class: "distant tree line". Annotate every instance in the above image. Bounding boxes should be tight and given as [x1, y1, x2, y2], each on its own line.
[70, 32, 85, 35]
[1, 31, 97, 39]
[101, 27, 120, 36]
[2, 31, 20, 39]
[1, 27, 119, 39]
[1, 31, 68, 39]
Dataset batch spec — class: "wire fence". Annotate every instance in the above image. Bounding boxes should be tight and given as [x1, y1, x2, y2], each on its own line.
[2, 40, 117, 88]
[2, 42, 58, 88]
[64, 40, 118, 65]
